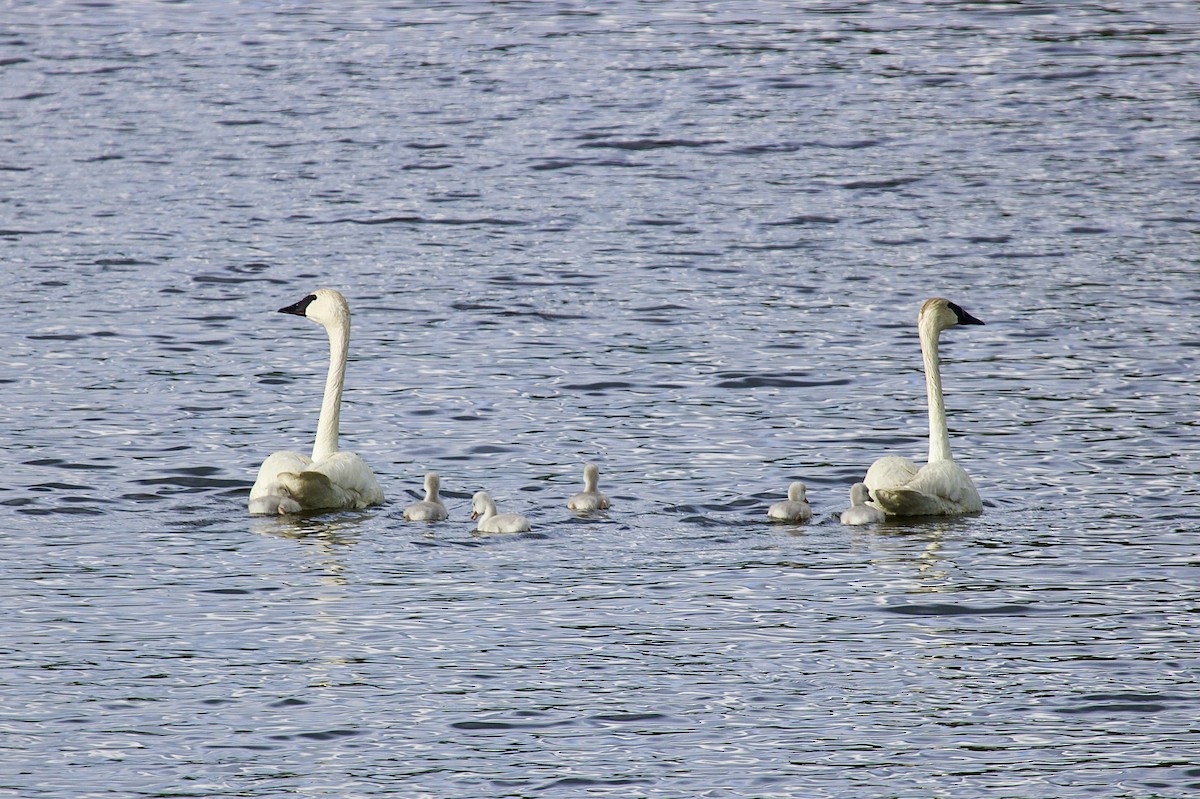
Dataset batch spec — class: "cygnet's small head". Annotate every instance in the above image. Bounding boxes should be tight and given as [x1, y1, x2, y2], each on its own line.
[850, 482, 871, 505]
[919, 297, 984, 333]
[470, 491, 493, 520]
[424, 472, 441, 495]
[279, 288, 350, 329]
[583, 463, 600, 487]
[787, 482, 807, 502]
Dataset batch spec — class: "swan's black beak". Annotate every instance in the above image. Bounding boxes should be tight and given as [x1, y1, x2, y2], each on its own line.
[948, 301, 984, 326]
[279, 294, 317, 316]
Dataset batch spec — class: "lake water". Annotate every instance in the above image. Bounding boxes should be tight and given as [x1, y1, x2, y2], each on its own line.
[3, 1, 1199, 796]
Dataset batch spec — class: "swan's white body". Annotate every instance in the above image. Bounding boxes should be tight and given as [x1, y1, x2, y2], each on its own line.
[567, 463, 610, 512]
[248, 289, 384, 515]
[768, 481, 812, 523]
[840, 482, 886, 526]
[471, 491, 531, 534]
[864, 297, 983, 517]
[403, 472, 448, 521]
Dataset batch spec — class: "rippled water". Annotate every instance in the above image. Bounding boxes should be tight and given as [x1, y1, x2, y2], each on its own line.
[3, 2, 1199, 797]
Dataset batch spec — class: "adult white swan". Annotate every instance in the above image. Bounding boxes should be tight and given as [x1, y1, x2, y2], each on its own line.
[470, 491, 531, 534]
[567, 463, 610, 512]
[403, 472, 449, 522]
[767, 481, 812, 523]
[840, 483, 886, 526]
[248, 289, 384, 515]
[864, 297, 984, 517]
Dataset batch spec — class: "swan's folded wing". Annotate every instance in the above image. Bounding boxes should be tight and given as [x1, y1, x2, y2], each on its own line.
[875, 460, 982, 516]
[250, 451, 312, 499]
[907, 460, 981, 511]
[864, 456, 920, 494]
[309, 451, 385, 508]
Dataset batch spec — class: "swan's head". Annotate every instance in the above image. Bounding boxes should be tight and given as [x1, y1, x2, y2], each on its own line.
[583, 463, 600, 487]
[850, 482, 871, 505]
[470, 490, 494, 520]
[424, 472, 440, 493]
[787, 481, 807, 502]
[919, 297, 984, 333]
[279, 288, 351, 329]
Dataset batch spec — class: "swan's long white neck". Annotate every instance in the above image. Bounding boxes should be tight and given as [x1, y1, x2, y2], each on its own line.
[312, 315, 348, 463]
[919, 316, 952, 464]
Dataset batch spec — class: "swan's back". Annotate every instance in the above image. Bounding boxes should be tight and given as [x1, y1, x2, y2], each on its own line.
[872, 460, 981, 516]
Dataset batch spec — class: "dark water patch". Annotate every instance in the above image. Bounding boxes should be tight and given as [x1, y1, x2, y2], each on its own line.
[452, 718, 571, 731]
[733, 241, 820, 252]
[872, 236, 930, 246]
[1009, 69, 1106, 83]
[538, 777, 649, 790]
[879, 603, 1035, 616]
[631, 218, 687, 227]
[841, 176, 922, 190]
[205, 743, 280, 751]
[25, 459, 116, 471]
[528, 157, 640, 171]
[1056, 702, 1168, 714]
[714, 373, 851, 389]
[578, 138, 725, 151]
[18, 505, 106, 516]
[727, 142, 807, 155]
[320, 215, 526, 227]
[590, 712, 669, 723]
[561, 381, 637, 392]
[764, 214, 841, 226]
[470, 444, 518, 454]
[494, 308, 591, 321]
[763, 78, 818, 90]
[133, 475, 246, 489]
[268, 728, 362, 741]
[987, 251, 1067, 260]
